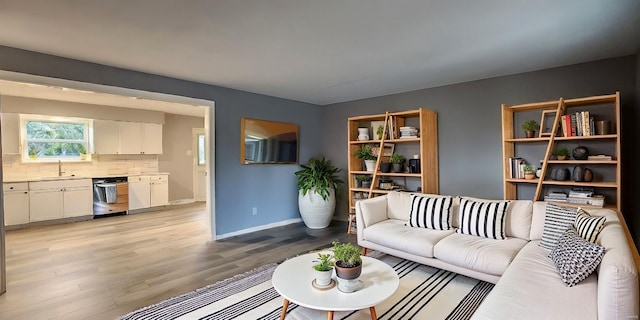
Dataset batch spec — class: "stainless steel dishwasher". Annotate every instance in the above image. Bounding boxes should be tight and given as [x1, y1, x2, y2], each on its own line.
[92, 177, 128, 217]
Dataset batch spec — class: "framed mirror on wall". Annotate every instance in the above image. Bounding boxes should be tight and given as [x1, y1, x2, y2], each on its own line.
[240, 118, 298, 164]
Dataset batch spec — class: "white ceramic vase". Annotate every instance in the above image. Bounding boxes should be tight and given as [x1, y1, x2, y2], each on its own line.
[357, 128, 370, 141]
[314, 269, 333, 286]
[298, 188, 335, 229]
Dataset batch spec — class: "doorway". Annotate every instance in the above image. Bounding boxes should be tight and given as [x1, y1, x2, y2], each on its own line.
[193, 128, 207, 202]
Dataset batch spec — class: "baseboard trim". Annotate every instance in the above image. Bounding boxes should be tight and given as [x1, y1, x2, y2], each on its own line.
[169, 199, 196, 205]
[216, 218, 303, 240]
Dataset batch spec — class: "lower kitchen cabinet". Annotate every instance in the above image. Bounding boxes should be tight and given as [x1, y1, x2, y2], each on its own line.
[28, 179, 93, 222]
[128, 175, 169, 210]
[3, 182, 30, 226]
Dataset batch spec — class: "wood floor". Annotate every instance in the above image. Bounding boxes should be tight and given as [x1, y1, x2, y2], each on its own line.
[0, 203, 354, 320]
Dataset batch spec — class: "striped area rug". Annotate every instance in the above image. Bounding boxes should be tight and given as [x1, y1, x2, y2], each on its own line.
[119, 254, 494, 320]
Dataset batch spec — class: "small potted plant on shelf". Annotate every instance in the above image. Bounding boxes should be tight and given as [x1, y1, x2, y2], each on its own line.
[553, 146, 570, 160]
[332, 240, 363, 293]
[376, 125, 384, 140]
[354, 174, 369, 188]
[360, 175, 373, 188]
[522, 120, 540, 138]
[312, 252, 334, 287]
[523, 164, 535, 180]
[353, 145, 377, 172]
[390, 153, 405, 173]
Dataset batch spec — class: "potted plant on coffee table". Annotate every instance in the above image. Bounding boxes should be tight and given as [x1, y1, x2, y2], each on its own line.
[312, 252, 334, 287]
[522, 120, 540, 138]
[390, 153, 405, 173]
[353, 145, 377, 171]
[295, 157, 343, 229]
[332, 241, 363, 293]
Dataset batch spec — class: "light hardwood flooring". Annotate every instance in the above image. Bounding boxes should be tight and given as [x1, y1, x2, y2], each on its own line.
[0, 203, 354, 320]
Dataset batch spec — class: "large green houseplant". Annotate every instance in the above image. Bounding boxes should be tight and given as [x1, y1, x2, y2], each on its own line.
[295, 157, 343, 229]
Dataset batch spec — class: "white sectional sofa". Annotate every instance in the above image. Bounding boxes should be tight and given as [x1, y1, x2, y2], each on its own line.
[355, 191, 639, 320]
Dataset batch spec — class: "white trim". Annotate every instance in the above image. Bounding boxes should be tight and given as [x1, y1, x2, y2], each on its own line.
[169, 199, 196, 205]
[215, 218, 302, 240]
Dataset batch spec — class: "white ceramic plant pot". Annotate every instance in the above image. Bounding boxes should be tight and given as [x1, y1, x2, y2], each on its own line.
[364, 160, 376, 172]
[298, 188, 335, 229]
[314, 269, 333, 286]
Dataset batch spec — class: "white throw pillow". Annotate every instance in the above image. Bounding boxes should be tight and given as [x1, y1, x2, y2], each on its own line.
[539, 203, 577, 250]
[407, 194, 453, 230]
[456, 198, 509, 240]
[574, 208, 606, 243]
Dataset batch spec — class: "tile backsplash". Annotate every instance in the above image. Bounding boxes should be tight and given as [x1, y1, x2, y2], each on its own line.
[2, 154, 159, 180]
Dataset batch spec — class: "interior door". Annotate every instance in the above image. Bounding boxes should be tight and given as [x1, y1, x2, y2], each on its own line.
[193, 128, 206, 202]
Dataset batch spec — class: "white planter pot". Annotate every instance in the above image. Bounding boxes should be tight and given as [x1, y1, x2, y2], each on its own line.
[314, 269, 333, 286]
[364, 160, 376, 172]
[298, 188, 335, 229]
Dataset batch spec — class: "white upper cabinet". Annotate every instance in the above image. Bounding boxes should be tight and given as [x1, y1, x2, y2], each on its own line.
[1, 113, 20, 154]
[118, 122, 163, 154]
[93, 120, 120, 154]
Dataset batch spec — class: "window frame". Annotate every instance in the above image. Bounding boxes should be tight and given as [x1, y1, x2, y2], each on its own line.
[20, 114, 93, 163]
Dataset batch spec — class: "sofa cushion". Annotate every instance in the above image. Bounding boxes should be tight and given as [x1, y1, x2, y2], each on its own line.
[529, 201, 548, 240]
[549, 227, 605, 287]
[472, 241, 598, 320]
[452, 196, 533, 239]
[357, 195, 389, 228]
[407, 194, 453, 230]
[456, 198, 509, 240]
[434, 233, 527, 276]
[575, 208, 606, 243]
[539, 203, 577, 250]
[362, 219, 454, 258]
[386, 191, 412, 221]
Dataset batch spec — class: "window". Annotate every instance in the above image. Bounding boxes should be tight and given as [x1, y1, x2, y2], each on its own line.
[21, 115, 91, 162]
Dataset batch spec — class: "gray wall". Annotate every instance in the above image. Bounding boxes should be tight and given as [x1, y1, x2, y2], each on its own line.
[324, 56, 638, 246]
[0, 46, 323, 236]
[158, 114, 204, 202]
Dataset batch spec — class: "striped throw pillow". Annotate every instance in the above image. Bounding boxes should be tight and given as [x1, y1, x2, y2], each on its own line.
[574, 208, 606, 243]
[539, 203, 577, 250]
[456, 198, 509, 240]
[407, 195, 453, 230]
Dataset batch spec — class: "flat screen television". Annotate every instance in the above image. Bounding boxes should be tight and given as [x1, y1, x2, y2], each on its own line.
[240, 117, 298, 164]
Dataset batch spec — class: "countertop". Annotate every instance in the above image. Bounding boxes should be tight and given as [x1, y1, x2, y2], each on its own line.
[3, 172, 170, 183]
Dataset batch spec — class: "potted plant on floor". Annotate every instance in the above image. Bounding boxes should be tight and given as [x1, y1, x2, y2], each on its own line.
[553, 146, 570, 160]
[523, 164, 535, 180]
[312, 252, 334, 287]
[295, 157, 343, 229]
[332, 240, 363, 293]
[522, 120, 540, 138]
[353, 145, 377, 171]
[390, 153, 405, 173]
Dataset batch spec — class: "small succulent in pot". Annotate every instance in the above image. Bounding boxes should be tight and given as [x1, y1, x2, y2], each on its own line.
[312, 252, 334, 286]
[553, 146, 570, 160]
[523, 164, 535, 180]
[522, 120, 540, 138]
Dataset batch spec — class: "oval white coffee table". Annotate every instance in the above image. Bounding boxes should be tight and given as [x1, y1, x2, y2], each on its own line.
[272, 253, 399, 320]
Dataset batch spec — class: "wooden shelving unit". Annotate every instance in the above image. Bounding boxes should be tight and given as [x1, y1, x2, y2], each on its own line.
[347, 108, 439, 228]
[502, 92, 621, 211]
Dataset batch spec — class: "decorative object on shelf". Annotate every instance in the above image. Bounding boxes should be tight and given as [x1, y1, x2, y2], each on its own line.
[360, 175, 372, 188]
[573, 166, 585, 182]
[357, 127, 370, 141]
[295, 157, 343, 229]
[376, 125, 384, 140]
[584, 168, 594, 182]
[553, 146, 570, 160]
[522, 119, 540, 138]
[539, 110, 558, 137]
[379, 178, 393, 190]
[551, 168, 569, 181]
[380, 162, 391, 173]
[354, 175, 366, 188]
[409, 158, 421, 173]
[536, 167, 543, 178]
[371, 143, 395, 158]
[353, 145, 377, 171]
[572, 146, 589, 160]
[332, 241, 363, 293]
[391, 153, 406, 173]
[312, 252, 334, 287]
[523, 164, 535, 180]
[595, 120, 611, 135]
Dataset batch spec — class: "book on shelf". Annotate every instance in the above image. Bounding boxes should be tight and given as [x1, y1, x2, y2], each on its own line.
[588, 155, 612, 161]
[575, 112, 583, 136]
[570, 114, 577, 136]
[566, 195, 604, 207]
[508, 157, 524, 179]
[568, 187, 595, 198]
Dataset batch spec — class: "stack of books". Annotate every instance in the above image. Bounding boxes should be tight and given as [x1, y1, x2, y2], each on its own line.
[587, 155, 612, 161]
[560, 111, 595, 137]
[566, 187, 604, 207]
[399, 126, 418, 138]
[507, 157, 526, 179]
[544, 191, 568, 203]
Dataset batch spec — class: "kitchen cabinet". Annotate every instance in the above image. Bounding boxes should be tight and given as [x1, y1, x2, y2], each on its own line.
[1, 113, 20, 155]
[128, 175, 169, 210]
[3, 182, 29, 226]
[29, 179, 93, 222]
[93, 119, 120, 154]
[119, 122, 163, 154]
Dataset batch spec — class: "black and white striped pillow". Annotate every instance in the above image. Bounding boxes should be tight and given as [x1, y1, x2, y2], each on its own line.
[574, 208, 606, 243]
[407, 195, 453, 230]
[456, 198, 509, 240]
[539, 203, 577, 250]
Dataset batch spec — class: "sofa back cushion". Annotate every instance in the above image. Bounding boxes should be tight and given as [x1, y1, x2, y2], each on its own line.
[407, 194, 453, 230]
[456, 196, 533, 240]
[387, 191, 450, 221]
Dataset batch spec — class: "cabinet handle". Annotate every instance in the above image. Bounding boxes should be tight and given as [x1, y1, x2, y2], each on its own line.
[23, 192, 27, 194]
[9, 187, 14, 190]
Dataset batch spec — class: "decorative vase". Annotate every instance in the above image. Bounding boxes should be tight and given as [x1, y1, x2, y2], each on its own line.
[573, 166, 584, 182]
[555, 168, 569, 181]
[584, 168, 594, 182]
[536, 167, 543, 178]
[364, 160, 376, 172]
[572, 146, 589, 160]
[357, 128, 370, 141]
[380, 162, 391, 173]
[298, 188, 335, 229]
[314, 269, 333, 287]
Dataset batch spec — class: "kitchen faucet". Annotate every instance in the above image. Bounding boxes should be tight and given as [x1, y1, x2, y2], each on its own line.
[58, 160, 65, 177]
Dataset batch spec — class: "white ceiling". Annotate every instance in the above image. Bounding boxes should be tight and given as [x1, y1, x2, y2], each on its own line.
[0, 1, 639, 106]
